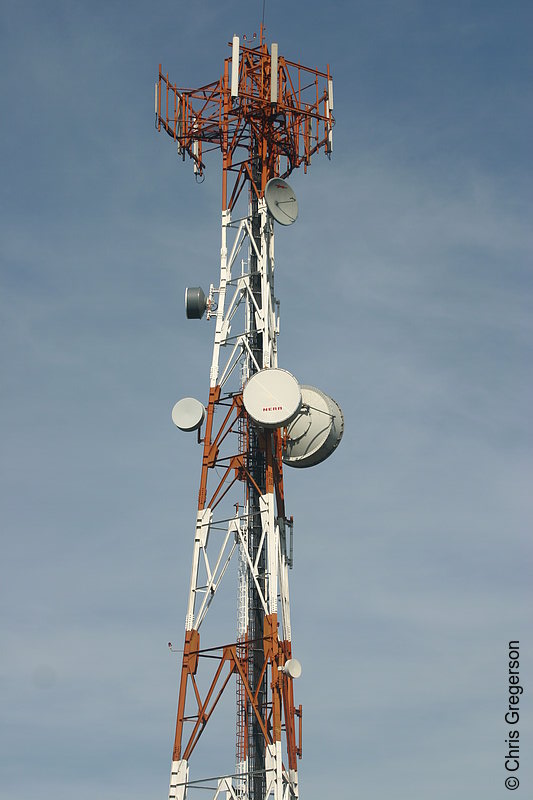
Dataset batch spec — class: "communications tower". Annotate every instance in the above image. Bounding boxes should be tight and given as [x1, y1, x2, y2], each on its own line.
[155, 25, 343, 800]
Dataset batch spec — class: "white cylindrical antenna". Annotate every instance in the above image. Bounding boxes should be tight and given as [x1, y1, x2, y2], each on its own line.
[328, 78, 334, 111]
[154, 82, 158, 114]
[193, 140, 199, 173]
[270, 43, 278, 104]
[231, 35, 240, 98]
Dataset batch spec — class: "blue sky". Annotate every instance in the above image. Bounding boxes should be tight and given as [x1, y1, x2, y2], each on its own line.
[1, 1, 532, 799]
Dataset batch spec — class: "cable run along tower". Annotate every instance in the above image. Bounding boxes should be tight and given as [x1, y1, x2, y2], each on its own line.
[155, 26, 342, 800]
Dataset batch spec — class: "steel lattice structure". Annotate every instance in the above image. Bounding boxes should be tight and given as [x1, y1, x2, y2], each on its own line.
[155, 28, 334, 800]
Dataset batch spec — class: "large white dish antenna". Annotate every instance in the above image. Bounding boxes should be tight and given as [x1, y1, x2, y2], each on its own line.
[282, 385, 344, 468]
[243, 368, 301, 429]
[172, 397, 206, 432]
[264, 178, 298, 225]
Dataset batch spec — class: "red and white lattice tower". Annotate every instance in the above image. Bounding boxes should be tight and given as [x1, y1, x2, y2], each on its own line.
[155, 25, 341, 800]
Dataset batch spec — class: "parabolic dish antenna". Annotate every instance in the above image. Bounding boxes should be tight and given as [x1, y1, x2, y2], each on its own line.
[171, 397, 206, 432]
[243, 368, 302, 429]
[282, 385, 344, 468]
[264, 178, 298, 226]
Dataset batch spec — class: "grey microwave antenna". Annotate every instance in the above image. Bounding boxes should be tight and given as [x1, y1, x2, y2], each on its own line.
[185, 286, 207, 319]
[264, 177, 299, 225]
[283, 385, 344, 468]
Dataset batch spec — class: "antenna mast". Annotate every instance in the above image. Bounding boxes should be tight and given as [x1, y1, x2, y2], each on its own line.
[155, 28, 338, 800]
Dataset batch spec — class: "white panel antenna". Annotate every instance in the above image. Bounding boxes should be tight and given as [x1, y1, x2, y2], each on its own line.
[326, 101, 333, 154]
[270, 43, 278, 104]
[327, 78, 334, 153]
[328, 78, 334, 110]
[231, 36, 240, 97]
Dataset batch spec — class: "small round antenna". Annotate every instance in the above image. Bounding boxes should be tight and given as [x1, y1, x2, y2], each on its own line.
[171, 397, 206, 432]
[264, 178, 298, 225]
[280, 658, 302, 679]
